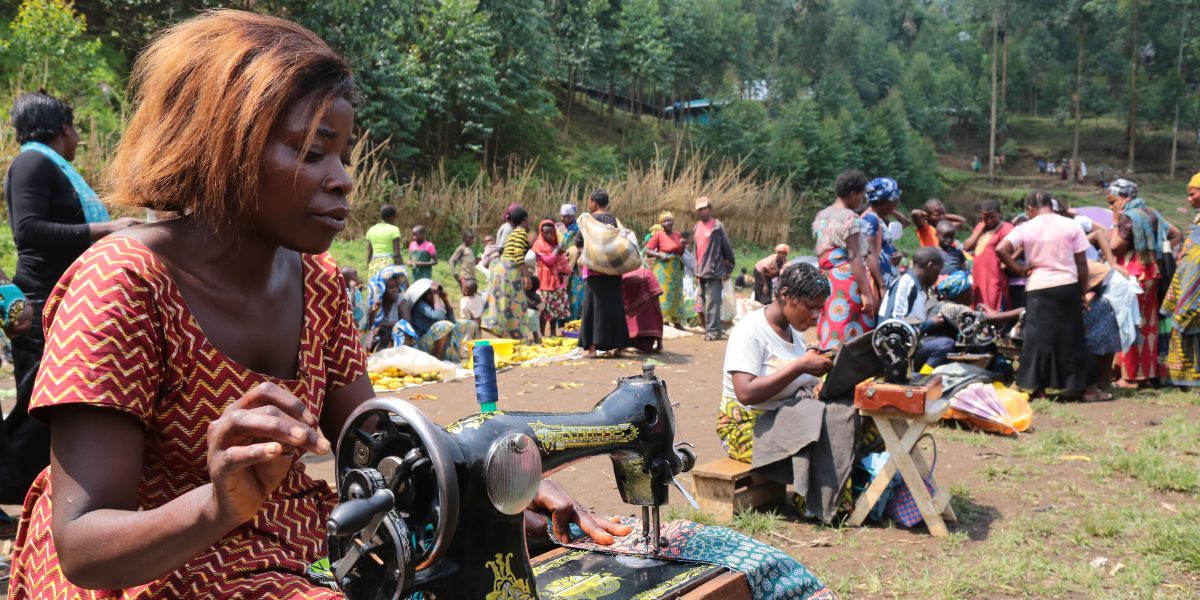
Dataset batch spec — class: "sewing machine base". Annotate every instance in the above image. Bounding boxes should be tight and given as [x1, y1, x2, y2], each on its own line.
[853, 374, 942, 415]
[532, 548, 750, 600]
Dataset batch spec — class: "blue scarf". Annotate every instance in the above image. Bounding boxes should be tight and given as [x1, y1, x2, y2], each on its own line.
[1123, 198, 1168, 259]
[19, 142, 110, 224]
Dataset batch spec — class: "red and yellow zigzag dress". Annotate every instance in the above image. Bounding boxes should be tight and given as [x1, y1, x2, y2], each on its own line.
[10, 236, 366, 599]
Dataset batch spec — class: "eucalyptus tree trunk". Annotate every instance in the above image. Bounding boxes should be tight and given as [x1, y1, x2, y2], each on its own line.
[988, 7, 999, 182]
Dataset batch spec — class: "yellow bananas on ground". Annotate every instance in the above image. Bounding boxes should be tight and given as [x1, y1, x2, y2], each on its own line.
[368, 367, 442, 390]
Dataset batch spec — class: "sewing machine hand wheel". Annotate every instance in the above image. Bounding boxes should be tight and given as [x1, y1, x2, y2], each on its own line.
[332, 398, 460, 593]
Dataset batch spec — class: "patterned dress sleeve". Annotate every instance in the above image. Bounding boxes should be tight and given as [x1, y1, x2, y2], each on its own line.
[318, 255, 368, 390]
[30, 241, 164, 426]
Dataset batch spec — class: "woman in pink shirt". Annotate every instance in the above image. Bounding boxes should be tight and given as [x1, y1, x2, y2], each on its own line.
[997, 190, 1108, 401]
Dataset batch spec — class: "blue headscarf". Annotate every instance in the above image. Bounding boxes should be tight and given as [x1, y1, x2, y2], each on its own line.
[1122, 198, 1169, 259]
[20, 142, 110, 223]
[935, 271, 973, 300]
[369, 265, 416, 343]
[865, 177, 901, 205]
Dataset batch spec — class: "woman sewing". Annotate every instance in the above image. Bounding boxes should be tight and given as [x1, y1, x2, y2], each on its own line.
[9, 12, 627, 597]
[717, 263, 846, 521]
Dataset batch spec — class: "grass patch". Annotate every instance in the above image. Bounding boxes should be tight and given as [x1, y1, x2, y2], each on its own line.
[1100, 447, 1200, 496]
[1130, 388, 1200, 408]
[948, 482, 986, 524]
[1098, 416, 1200, 496]
[728, 508, 784, 537]
[1137, 506, 1200, 574]
[934, 426, 995, 448]
[1031, 398, 1084, 425]
[663, 506, 719, 526]
[1014, 429, 1094, 463]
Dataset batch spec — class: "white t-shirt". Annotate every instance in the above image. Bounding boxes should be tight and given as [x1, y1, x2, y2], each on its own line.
[721, 309, 820, 411]
[460, 295, 486, 320]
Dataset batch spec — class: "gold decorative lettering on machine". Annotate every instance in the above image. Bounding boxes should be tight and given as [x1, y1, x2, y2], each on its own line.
[528, 421, 640, 452]
[543, 573, 623, 599]
[485, 552, 535, 600]
[446, 411, 503, 434]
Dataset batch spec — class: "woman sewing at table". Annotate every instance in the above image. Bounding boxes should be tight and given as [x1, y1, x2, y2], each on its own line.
[8, 12, 627, 598]
[717, 262, 857, 523]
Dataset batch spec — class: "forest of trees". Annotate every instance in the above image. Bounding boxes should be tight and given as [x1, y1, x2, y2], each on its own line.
[2, 0, 1199, 205]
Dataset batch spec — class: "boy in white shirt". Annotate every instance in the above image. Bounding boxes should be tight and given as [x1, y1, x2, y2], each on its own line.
[458, 278, 485, 342]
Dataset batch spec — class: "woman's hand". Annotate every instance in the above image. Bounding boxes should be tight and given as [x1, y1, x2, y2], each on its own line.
[862, 293, 878, 318]
[795, 348, 833, 377]
[528, 480, 632, 545]
[206, 382, 330, 528]
[4, 302, 33, 338]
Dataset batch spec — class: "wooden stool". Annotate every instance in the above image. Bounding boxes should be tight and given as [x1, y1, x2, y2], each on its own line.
[847, 397, 958, 537]
[691, 458, 784, 521]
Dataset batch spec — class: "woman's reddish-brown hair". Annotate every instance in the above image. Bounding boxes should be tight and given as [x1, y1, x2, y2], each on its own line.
[106, 10, 355, 230]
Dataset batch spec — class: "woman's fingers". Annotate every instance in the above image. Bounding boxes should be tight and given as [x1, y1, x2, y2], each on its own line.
[233, 382, 320, 428]
[209, 405, 329, 456]
[212, 442, 285, 478]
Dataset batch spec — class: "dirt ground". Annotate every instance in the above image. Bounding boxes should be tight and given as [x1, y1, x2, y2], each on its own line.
[3, 330, 1199, 598]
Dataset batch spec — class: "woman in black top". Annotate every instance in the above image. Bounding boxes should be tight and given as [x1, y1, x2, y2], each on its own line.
[2, 92, 139, 504]
[578, 189, 631, 357]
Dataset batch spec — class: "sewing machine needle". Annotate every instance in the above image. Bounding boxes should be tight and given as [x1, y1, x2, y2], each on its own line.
[641, 506, 650, 544]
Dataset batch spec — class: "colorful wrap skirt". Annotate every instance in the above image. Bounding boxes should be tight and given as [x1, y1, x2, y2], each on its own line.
[817, 248, 875, 350]
[716, 395, 760, 463]
[368, 255, 395, 279]
[654, 254, 687, 323]
[482, 260, 533, 340]
[413, 320, 463, 360]
[540, 287, 570, 322]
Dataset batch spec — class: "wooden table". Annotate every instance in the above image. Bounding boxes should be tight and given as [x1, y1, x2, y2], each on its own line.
[847, 397, 958, 537]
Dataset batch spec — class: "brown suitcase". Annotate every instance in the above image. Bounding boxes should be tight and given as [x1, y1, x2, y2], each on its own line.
[853, 374, 942, 415]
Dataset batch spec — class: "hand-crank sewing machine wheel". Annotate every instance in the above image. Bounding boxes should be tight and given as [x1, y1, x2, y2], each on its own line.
[332, 398, 461, 595]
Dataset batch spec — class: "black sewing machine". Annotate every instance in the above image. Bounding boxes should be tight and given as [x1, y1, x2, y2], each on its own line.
[325, 363, 697, 600]
[948, 306, 996, 354]
[853, 319, 942, 414]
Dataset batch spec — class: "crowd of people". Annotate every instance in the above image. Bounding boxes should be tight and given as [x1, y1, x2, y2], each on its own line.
[715, 167, 1200, 523]
[354, 188, 743, 362]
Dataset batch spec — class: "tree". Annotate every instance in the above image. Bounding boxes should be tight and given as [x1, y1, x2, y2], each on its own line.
[550, 0, 604, 135]
[0, 0, 120, 132]
[272, 0, 428, 162]
[415, 0, 502, 156]
[615, 0, 671, 119]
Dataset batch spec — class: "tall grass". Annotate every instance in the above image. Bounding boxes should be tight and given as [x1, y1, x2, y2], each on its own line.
[346, 138, 800, 249]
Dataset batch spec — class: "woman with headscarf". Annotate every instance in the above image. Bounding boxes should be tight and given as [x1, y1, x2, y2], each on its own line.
[578, 189, 631, 357]
[406, 278, 463, 361]
[368, 264, 415, 350]
[812, 170, 875, 350]
[532, 219, 570, 337]
[861, 177, 901, 293]
[1107, 179, 1181, 388]
[556, 202, 579, 248]
[622, 266, 664, 353]
[644, 211, 686, 328]
[1162, 173, 1200, 388]
[483, 206, 534, 340]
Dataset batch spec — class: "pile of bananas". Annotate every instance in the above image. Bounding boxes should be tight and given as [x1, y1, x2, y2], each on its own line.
[369, 367, 442, 390]
[470, 337, 578, 369]
[562, 320, 581, 333]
